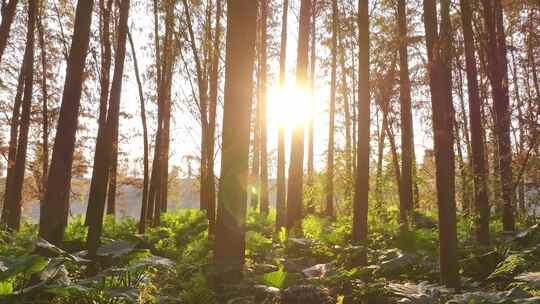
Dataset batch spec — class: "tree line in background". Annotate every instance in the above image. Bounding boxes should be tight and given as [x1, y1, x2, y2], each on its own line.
[0, 0, 538, 289]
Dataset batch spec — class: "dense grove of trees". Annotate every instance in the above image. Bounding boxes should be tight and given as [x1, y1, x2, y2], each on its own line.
[0, 0, 538, 291]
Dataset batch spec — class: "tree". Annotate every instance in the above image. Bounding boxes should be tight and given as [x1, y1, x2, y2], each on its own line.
[326, 0, 338, 218]
[214, 0, 257, 282]
[0, 0, 18, 64]
[1, 0, 37, 230]
[85, 0, 113, 225]
[207, 0, 223, 232]
[352, 0, 370, 260]
[422, 0, 460, 288]
[37, 1, 49, 205]
[39, 0, 95, 245]
[276, 0, 289, 230]
[128, 31, 150, 235]
[259, 0, 269, 215]
[459, 0, 490, 245]
[286, 0, 311, 231]
[397, 0, 414, 225]
[481, 0, 514, 232]
[86, 0, 130, 258]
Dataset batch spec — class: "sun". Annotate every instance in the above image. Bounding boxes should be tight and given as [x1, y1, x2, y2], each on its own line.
[267, 83, 312, 131]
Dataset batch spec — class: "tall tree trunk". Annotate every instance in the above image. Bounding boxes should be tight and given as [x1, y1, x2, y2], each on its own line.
[0, 0, 18, 64]
[459, 0, 490, 245]
[86, 0, 113, 226]
[182, 0, 210, 215]
[422, 0, 459, 288]
[39, 0, 95, 244]
[259, 0, 269, 215]
[286, 0, 311, 231]
[481, 0, 514, 231]
[1, 0, 37, 230]
[1, 58, 24, 224]
[214, 0, 257, 283]
[128, 31, 149, 235]
[38, 5, 48, 204]
[397, 0, 414, 225]
[158, 3, 174, 217]
[352, 0, 370, 262]
[326, 0, 337, 218]
[306, 0, 316, 214]
[338, 17, 352, 201]
[86, 0, 130, 258]
[276, 0, 289, 230]
[207, 0, 222, 232]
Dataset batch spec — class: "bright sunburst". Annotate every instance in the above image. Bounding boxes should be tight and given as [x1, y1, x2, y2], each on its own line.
[267, 83, 312, 131]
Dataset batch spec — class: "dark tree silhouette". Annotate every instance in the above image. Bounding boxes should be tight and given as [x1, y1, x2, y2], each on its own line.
[423, 0, 460, 288]
[86, 0, 130, 258]
[459, 0, 490, 245]
[286, 0, 311, 231]
[39, 0, 95, 245]
[214, 0, 257, 282]
[1, 0, 37, 231]
[276, 0, 289, 230]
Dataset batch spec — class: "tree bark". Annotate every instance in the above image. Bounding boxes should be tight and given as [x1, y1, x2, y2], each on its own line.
[286, 0, 311, 231]
[306, 0, 316, 214]
[276, 0, 289, 230]
[259, 0, 269, 215]
[214, 0, 257, 283]
[128, 31, 149, 235]
[326, 0, 337, 218]
[39, 0, 95, 244]
[85, 0, 113, 226]
[481, 0, 514, 232]
[37, 4, 49, 205]
[460, 0, 490, 245]
[207, 0, 222, 233]
[1, 0, 37, 230]
[422, 0, 459, 288]
[352, 0, 370, 259]
[397, 0, 414, 225]
[86, 0, 130, 258]
[0, 0, 18, 65]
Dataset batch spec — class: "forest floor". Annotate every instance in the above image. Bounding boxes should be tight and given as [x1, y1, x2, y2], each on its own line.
[0, 209, 539, 303]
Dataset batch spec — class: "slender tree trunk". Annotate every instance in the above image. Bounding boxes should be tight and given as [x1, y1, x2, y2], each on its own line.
[276, 0, 289, 230]
[326, 0, 338, 218]
[306, 0, 316, 214]
[0, 0, 18, 65]
[397, 0, 414, 224]
[86, 0, 113, 225]
[459, 0, 490, 245]
[207, 0, 222, 232]
[387, 123, 401, 197]
[158, 4, 174, 217]
[128, 31, 149, 235]
[1, 60, 24, 224]
[39, 0, 95, 244]
[182, 0, 210, 215]
[2, 0, 37, 230]
[338, 18, 352, 201]
[352, 0, 370, 260]
[86, 0, 130, 258]
[422, 0, 459, 288]
[214, 0, 257, 283]
[259, 0, 269, 215]
[481, 0, 514, 231]
[286, 0, 311, 231]
[251, 89, 260, 210]
[38, 5, 49, 204]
